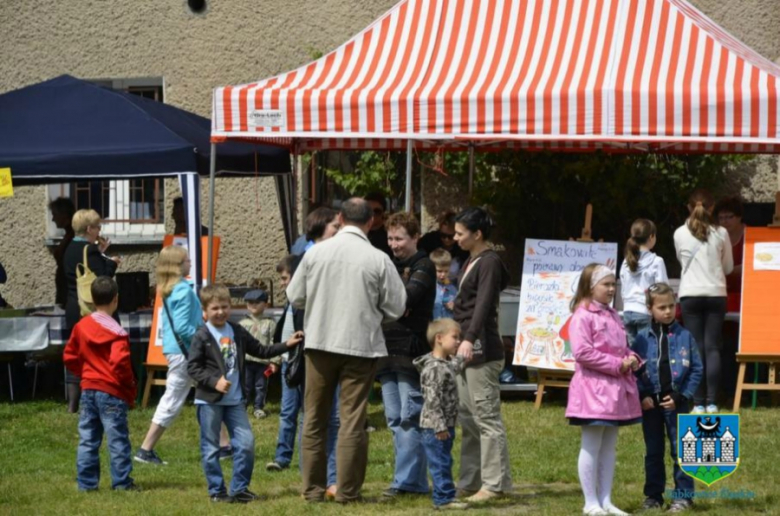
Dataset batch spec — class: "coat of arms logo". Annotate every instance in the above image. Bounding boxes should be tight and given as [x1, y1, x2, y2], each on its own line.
[678, 414, 740, 486]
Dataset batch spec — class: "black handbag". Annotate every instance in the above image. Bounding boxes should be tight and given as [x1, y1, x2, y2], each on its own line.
[284, 338, 305, 388]
[382, 321, 423, 358]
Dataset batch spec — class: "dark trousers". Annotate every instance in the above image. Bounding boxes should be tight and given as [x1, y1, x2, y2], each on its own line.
[641, 403, 694, 502]
[680, 296, 727, 405]
[301, 349, 377, 502]
[243, 362, 269, 410]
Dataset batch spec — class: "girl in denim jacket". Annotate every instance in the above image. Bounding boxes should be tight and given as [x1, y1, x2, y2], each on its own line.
[632, 283, 703, 513]
[566, 264, 642, 516]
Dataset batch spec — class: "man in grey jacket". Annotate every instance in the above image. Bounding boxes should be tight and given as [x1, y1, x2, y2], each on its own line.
[287, 197, 407, 503]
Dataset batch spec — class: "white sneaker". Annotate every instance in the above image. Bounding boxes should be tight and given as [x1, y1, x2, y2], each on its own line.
[604, 505, 630, 516]
[705, 404, 719, 414]
[691, 405, 705, 414]
[583, 508, 608, 516]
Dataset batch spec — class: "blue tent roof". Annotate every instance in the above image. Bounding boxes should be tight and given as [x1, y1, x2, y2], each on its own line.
[0, 75, 290, 185]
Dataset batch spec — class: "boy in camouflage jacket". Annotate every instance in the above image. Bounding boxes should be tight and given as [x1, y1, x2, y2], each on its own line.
[413, 319, 467, 510]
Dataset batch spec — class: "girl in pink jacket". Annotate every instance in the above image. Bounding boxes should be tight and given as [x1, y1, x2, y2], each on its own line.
[566, 264, 642, 516]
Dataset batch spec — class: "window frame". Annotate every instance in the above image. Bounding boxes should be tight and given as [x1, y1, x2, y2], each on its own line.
[45, 78, 169, 243]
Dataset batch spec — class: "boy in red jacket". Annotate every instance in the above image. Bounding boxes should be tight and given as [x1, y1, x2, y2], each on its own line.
[64, 276, 138, 492]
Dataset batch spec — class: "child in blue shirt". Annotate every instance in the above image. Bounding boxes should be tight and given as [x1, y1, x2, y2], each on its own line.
[430, 249, 458, 320]
[187, 285, 302, 503]
[631, 283, 703, 513]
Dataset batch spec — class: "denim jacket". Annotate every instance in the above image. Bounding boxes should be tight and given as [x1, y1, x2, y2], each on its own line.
[631, 322, 703, 401]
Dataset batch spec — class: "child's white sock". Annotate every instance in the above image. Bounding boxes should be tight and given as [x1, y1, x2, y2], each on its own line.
[578, 426, 604, 512]
[597, 427, 627, 515]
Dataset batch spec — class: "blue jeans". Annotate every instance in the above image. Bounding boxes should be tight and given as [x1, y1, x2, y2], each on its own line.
[622, 311, 652, 348]
[641, 403, 694, 502]
[422, 428, 456, 506]
[197, 404, 255, 496]
[299, 385, 339, 486]
[76, 390, 133, 490]
[244, 362, 269, 410]
[274, 361, 302, 467]
[379, 372, 429, 493]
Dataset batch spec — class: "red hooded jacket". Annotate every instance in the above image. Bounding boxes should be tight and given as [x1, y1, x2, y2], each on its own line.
[64, 312, 136, 407]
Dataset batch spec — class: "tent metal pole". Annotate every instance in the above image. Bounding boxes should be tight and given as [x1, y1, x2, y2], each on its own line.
[207, 143, 217, 285]
[300, 153, 309, 222]
[405, 139, 413, 212]
[468, 143, 475, 198]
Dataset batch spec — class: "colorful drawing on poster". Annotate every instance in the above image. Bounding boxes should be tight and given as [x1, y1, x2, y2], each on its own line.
[513, 239, 618, 372]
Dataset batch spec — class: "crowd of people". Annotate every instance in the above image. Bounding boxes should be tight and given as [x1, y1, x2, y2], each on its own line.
[58, 187, 745, 513]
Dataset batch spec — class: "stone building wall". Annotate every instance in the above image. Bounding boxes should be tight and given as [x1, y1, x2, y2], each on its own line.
[1, 0, 779, 306]
[0, 0, 397, 307]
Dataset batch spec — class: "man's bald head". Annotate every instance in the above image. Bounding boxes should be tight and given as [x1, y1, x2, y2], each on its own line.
[339, 197, 374, 234]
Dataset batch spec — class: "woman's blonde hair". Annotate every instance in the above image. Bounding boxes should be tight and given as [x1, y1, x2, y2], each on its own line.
[686, 189, 715, 242]
[71, 209, 101, 236]
[156, 245, 189, 298]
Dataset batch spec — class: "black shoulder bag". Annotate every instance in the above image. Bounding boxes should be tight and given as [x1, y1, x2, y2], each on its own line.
[284, 336, 306, 388]
[163, 299, 190, 358]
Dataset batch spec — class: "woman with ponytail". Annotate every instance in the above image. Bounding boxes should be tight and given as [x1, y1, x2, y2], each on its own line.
[673, 190, 733, 415]
[619, 219, 668, 346]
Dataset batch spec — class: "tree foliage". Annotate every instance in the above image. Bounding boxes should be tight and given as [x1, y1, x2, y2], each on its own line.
[317, 147, 748, 280]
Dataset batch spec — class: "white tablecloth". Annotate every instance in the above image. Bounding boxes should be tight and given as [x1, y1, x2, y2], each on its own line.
[0, 317, 51, 351]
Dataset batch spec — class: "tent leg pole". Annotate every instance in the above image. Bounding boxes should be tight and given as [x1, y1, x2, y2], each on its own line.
[300, 153, 309, 222]
[405, 139, 413, 212]
[207, 143, 217, 285]
[468, 143, 475, 199]
[420, 165, 425, 228]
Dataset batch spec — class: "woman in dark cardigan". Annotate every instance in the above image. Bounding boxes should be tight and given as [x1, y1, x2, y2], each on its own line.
[63, 209, 121, 412]
[378, 212, 437, 498]
[452, 207, 512, 502]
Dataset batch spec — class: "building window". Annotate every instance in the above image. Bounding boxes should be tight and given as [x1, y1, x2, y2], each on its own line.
[47, 79, 167, 241]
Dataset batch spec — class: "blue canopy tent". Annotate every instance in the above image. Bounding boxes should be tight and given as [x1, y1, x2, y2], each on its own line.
[0, 75, 293, 284]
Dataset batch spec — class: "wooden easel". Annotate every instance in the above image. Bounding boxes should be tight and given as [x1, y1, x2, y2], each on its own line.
[769, 192, 780, 228]
[577, 204, 594, 242]
[534, 369, 573, 410]
[732, 354, 780, 412]
[141, 363, 168, 409]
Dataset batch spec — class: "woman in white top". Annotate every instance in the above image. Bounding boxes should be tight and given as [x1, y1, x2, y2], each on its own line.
[673, 190, 733, 415]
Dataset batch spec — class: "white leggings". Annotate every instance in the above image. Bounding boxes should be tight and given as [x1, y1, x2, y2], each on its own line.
[151, 353, 192, 428]
[578, 426, 620, 513]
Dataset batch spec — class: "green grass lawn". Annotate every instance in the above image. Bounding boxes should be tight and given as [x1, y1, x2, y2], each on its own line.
[0, 393, 776, 515]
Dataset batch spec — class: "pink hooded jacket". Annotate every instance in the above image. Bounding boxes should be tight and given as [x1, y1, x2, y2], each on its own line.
[565, 302, 642, 421]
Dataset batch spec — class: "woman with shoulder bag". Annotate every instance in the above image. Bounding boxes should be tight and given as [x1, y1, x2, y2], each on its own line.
[674, 189, 733, 415]
[452, 207, 513, 502]
[379, 212, 437, 498]
[63, 209, 121, 413]
[134, 245, 202, 465]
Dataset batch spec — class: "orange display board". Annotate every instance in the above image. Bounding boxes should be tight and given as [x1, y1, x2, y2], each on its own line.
[146, 235, 219, 366]
[739, 227, 780, 354]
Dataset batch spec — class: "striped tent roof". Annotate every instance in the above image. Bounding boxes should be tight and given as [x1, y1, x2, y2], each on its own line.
[212, 0, 780, 153]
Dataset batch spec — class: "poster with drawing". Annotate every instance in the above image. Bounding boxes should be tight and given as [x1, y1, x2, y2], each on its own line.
[513, 239, 618, 372]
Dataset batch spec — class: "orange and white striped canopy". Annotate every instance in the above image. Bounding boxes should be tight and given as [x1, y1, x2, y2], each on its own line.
[212, 0, 780, 153]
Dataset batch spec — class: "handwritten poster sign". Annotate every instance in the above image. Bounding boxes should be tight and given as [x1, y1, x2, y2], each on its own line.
[513, 239, 617, 372]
